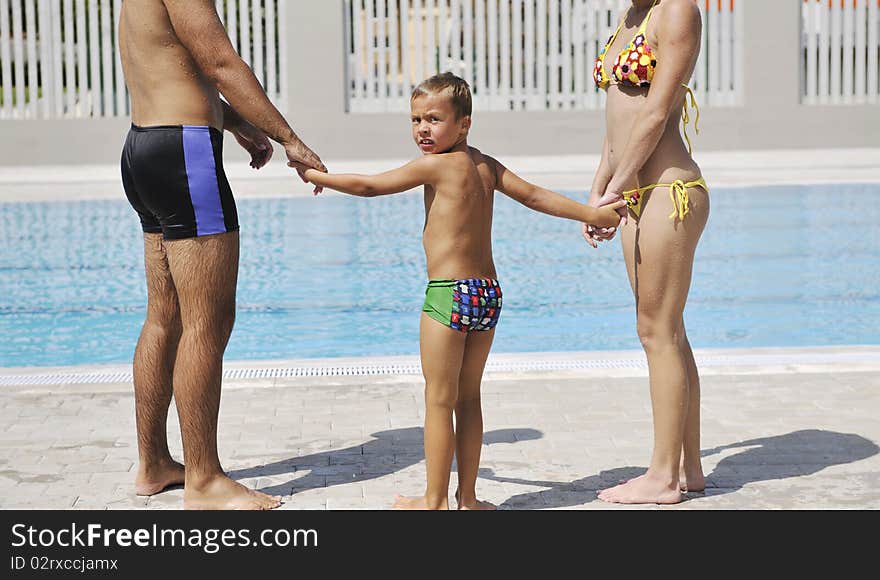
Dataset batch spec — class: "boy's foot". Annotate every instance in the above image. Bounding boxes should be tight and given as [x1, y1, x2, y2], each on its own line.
[184, 475, 282, 510]
[392, 494, 448, 510]
[135, 460, 185, 496]
[598, 473, 682, 505]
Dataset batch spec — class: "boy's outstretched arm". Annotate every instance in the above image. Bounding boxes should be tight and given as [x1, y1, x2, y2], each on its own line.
[300, 156, 441, 197]
[490, 156, 625, 229]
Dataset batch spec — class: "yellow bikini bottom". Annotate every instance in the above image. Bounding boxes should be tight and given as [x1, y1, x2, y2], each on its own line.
[622, 177, 709, 221]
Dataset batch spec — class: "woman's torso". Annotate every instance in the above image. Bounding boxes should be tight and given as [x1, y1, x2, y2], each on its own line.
[422, 149, 498, 281]
[600, 1, 702, 186]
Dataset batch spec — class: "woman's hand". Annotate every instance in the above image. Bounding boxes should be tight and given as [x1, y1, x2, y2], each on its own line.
[583, 191, 626, 248]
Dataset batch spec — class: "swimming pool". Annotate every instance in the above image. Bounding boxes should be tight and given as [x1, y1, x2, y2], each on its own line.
[1, 183, 878, 367]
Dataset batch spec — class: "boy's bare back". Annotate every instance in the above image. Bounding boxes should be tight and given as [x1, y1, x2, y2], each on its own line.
[422, 146, 503, 281]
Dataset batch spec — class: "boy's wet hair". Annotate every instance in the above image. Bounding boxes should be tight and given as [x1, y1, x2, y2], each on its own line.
[411, 72, 472, 119]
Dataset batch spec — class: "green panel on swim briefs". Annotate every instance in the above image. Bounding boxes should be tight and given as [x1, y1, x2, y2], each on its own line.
[423, 279, 455, 326]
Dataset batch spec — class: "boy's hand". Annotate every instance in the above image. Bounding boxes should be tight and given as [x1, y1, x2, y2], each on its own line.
[289, 164, 327, 196]
[231, 121, 273, 169]
[593, 198, 628, 229]
[597, 191, 628, 225]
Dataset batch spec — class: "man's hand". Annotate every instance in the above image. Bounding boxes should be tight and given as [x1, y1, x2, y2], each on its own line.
[285, 140, 326, 195]
[231, 121, 273, 169]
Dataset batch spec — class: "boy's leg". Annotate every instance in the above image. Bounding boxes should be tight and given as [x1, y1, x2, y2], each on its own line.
[393, 313, 466, 510]
[133, 233, 185, 496]
[165, 232, 281, 510]
[454, 328, 496, 510]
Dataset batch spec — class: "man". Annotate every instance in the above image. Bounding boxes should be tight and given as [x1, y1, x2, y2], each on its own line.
[118, 0, 325, 509]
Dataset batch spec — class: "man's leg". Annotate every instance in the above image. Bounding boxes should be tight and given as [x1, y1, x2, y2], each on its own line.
[134, 233, 185, 496]
[165, 231, 280, 510]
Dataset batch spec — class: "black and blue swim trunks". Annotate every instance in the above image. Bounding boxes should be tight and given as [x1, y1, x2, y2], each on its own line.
[121, 124, 239, 240]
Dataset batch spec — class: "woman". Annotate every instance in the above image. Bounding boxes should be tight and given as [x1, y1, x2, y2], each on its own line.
[584, 0, 709, 504]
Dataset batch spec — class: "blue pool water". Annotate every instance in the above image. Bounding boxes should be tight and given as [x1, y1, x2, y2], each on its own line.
[1, 183, 878, 367]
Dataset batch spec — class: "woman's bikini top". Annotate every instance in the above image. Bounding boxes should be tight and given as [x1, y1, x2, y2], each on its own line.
[593, 0, 701, 153]
[594, 0, 660, 89]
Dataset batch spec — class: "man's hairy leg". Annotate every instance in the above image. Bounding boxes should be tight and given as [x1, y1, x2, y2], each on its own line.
[166, 232, 280, 510]
[134, 233, 185, 496]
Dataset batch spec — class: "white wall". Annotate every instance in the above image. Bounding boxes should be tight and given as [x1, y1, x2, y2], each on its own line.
[0, 0, 878, 168]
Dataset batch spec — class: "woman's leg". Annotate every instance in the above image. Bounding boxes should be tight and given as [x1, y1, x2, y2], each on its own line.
[454, 328, 497, 510]
[393, 313, 467, 510]
[680, 331, 705, 491]
[599, 186, 709, 504]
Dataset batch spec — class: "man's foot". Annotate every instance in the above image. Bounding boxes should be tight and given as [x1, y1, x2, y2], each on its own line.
[184, 475, 282, 510]
[135, 460, 185, 496]
[454, 489, 496, 510]
[391, 494, 448, 510]
[598, 473, 682, 505]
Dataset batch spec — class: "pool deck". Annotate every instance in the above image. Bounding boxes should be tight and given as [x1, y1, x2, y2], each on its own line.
[1, 345, 878, 510]
[2, 148, 879, 510]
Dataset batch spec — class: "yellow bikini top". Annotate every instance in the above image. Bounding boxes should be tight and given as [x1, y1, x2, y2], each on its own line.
[593, 0, 701, 154]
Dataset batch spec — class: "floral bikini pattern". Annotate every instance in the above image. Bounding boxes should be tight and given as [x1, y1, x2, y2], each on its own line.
[612, 34, 657, 87]
[594, 0, 659, 89]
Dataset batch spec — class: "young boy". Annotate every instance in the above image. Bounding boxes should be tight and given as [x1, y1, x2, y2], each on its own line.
[298, 72, 625, 510]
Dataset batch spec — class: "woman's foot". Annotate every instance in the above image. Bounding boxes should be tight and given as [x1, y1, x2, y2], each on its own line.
[679, 467, 705, 493]
[392, 494, 448, 510]
[135, 459, 185, 496]
[455, 489, 496, 510]
[598, 473, 682, 505]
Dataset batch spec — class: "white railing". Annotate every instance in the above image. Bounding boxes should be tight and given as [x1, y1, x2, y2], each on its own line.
[344, 0, 741, 113]
[0, 0, 284, 120]
[802, 0, 879, 104]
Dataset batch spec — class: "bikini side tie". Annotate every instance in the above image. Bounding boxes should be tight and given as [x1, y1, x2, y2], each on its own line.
[681, 85, 700, 155]
[667, 179, 690, 221]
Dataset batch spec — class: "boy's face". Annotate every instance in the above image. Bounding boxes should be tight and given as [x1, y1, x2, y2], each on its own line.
[410, 92, 471, 155]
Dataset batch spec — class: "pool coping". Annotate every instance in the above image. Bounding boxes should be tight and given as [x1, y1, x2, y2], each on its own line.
[2, 344, 878, 393]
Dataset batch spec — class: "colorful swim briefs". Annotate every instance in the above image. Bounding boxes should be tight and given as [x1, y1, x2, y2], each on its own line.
[422, 278, 502, 332]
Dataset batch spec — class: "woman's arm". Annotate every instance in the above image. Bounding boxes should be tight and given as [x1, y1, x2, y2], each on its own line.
[583, 136, 618, 247]
[302, 155, 441, 198]
[490, 156, 625, 229]
[604, 0, 702, 195]
[589, 136, 614, 206]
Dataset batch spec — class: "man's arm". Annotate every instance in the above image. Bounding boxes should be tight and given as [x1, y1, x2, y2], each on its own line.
[163, 0, 324, 171]
[302, 156, 440, 197]
[222, 101, 273, 169]
[490, 156, 625, 228]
